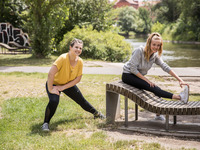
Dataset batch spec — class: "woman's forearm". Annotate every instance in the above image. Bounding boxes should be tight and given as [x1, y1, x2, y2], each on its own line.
[136, 72, 149, 83]
[169, 70, 183, 82]
[47, 65, 58, 92]
[59, 75, 82, 91]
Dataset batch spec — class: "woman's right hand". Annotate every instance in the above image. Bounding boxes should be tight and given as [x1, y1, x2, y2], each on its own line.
[136, 72, 156, 87]
[147, 80, 156, 87]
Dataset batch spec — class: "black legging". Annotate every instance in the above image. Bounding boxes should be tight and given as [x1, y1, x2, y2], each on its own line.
[122, 73, 173, 99]
[44, 83, 98, 123]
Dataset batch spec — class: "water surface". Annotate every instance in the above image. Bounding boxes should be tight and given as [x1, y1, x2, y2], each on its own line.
[125, 38, 200, 67]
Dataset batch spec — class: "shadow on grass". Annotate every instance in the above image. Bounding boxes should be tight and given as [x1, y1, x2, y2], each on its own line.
[29, 117, 84, 136]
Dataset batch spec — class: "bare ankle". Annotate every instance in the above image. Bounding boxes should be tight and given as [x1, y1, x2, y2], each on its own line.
[172, 94, 181, 100]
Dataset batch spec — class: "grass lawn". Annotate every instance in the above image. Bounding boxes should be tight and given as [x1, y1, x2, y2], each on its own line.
[0, 54, 58, 66]
[0, 60, 199, 150]
[0, 72, 175, 150]
[0, 54, 104, 67]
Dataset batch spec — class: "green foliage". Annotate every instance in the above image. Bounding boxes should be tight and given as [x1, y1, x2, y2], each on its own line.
[138, 7, 152, 34]
[171, 0, 200, 41]
[117, 6, 143, 35]
[152, 0, 200, 41]
[153, 0, 182, 23]
[55, 0, 115, 46]
[0, 0, 25, 27]
[66, 0, 114, 32]
[58, 26, 132, 62]
[151, 21, 165, 34]
[160, 24, 174, 41]
[22, 0, 65, 58]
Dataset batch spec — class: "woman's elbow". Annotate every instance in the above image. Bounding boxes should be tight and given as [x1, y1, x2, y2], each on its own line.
[76, 76, 82, 83]
[48, 72, 54, 79]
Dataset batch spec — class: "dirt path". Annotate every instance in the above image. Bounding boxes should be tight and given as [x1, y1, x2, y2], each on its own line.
[106, 129, 200, 149]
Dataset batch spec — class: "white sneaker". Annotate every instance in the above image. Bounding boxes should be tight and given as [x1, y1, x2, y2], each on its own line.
[179, 85, 189, 104]
[155, 115, 165, 121]
[41, 123, 49, 131]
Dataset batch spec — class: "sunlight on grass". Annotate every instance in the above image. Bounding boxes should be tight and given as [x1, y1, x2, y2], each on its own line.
[0, 72, 199, 150]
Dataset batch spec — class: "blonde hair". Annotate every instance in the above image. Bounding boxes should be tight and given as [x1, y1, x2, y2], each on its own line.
[144, 32, 163, 61]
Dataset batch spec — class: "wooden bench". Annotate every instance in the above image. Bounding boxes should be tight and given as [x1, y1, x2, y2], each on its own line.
[106, 80, 200, 131]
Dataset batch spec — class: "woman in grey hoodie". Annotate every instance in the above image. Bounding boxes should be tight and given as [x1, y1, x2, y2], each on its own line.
[122, 32, 189, 120]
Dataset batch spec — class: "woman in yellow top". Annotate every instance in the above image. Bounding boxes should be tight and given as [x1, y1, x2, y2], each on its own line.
[42, 39, 105, 131]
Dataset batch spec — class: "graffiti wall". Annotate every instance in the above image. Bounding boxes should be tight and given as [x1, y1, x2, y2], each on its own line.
[0, 23, 30, 48]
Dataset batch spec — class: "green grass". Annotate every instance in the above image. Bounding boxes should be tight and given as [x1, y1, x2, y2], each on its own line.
[0, 54, 105, 67]
[0, 54, 58, 66]
[0, 72, 199, 150]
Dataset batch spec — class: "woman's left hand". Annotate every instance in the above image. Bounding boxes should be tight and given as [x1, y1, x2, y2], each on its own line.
[179, 81, 189, 88]
[56, 85, 64, 92]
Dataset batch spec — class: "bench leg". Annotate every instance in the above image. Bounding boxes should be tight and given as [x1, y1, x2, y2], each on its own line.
[106, 91, 120, 123]
[135, 104, 138, 120]
[165, 114, 169, 131]
[173, 115, 177, 124]
[125, 97, 128, 127]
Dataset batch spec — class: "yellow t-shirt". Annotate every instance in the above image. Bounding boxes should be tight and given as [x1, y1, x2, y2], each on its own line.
[53, 53, 83, 85]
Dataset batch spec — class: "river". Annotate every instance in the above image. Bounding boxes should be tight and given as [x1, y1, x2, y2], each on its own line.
[125, 38, 200, 67]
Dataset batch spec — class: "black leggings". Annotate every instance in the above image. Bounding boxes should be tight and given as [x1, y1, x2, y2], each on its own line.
[122, 73, 173, 99]
[44, 83, 98, 123]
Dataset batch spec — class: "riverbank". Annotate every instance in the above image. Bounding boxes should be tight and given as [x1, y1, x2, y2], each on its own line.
[120, 32, 200, 45]
[163, 40, 200, 45]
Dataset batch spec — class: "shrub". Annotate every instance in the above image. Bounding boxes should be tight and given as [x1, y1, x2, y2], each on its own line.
[58, 26, 132, 62]
[151, 21, 165, 34]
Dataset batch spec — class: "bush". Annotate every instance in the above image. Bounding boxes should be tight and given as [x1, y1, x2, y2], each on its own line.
[152, 19, 199, 42]
[151, 21, 165, 34]
[58, 26, 132, 62]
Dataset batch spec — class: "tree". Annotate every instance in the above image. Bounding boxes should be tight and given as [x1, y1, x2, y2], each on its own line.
[153, 0, 181, 23]
[0, 0, 26, 27]
[22, 0, 65, 58]
[117, 6, 142, 35]
[138, 7, 152, 34]
[173, 0, 200, 41]
[54, 0, 114, 46]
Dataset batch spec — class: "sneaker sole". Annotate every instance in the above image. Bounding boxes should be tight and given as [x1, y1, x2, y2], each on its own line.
[183, 85, 189, 104]
[186, 85, 189, 103]
[42, 129, 50, 132]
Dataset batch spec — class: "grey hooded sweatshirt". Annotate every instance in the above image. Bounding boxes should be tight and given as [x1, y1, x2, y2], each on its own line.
[123, 46, 171, 76]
